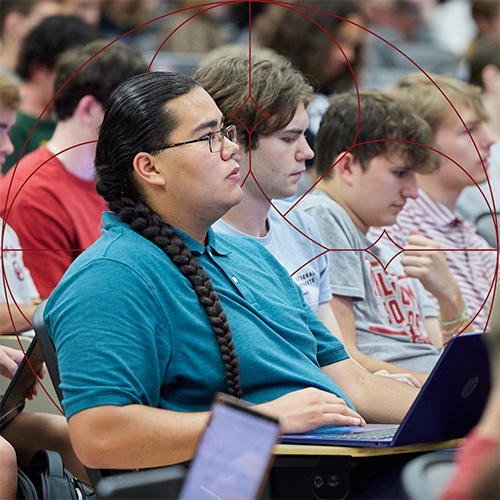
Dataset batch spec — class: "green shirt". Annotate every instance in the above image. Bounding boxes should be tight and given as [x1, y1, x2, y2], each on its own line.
[3, 111, 56, 175]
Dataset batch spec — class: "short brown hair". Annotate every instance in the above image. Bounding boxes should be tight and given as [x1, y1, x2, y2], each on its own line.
[0, 73, 20, 110]
[54, 40, 147, 121]
[316, 91, 437, 179]
[255, 0, 364, 94]
[388, 73, 488, 133]
[194, 53, 314, 150]
[470, 0, 500, 23]
[467, 37, 500, 88]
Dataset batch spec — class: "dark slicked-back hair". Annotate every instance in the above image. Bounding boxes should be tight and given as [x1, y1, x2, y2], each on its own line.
[256, 0, 364, 94]
[54, 39, 147, 121]
[316, 91, 438, 179]
[16, 15, 97, 81]
[194, 53, 314, 151]
[95, 72, 242, 398]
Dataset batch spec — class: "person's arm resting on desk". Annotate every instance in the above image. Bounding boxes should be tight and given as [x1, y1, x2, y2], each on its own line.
[330, 295, 429, 387]
[322, 358, 419, 424]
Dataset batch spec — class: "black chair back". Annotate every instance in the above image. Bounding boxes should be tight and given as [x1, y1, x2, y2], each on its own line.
[32, 300, 106, 490]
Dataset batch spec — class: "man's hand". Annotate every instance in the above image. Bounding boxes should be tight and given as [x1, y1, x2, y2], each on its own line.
[400, 227, 457, 300]
[373, 369, 422, 388]
[255, 387, 365, 434]
[0, 345, 44, 399]
[0, 345, 25, 379]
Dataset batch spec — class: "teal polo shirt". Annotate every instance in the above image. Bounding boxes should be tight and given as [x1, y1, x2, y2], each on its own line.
[46, 212, 353, 419]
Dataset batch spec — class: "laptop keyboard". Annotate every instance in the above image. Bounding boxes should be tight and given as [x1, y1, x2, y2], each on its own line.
[334, 427, 398, 440]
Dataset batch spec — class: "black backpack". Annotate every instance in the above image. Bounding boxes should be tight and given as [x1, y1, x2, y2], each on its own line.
[17, 449, 95, 500]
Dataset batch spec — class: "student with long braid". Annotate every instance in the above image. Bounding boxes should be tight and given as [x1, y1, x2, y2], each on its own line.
[45, 72, 418, 483]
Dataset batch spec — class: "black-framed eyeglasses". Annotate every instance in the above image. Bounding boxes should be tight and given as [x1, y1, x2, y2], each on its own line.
[152, 124, 237, 154]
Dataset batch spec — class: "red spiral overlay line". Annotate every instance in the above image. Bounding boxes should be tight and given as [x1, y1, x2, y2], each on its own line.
[2, 0, 498, 412]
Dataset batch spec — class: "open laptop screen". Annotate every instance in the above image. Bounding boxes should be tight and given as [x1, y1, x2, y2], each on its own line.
[0, 338, 44, 430]
[179, 393, 281, 500]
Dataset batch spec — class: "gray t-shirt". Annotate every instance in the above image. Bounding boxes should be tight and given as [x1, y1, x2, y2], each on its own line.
[212, 200, 331, 313]
[298, 190, 442, 372]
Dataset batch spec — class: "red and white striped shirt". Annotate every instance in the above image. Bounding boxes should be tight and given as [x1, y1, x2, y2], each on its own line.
[368, 190, 498, 331]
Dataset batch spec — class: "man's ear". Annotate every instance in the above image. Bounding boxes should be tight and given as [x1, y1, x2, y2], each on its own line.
[482, 64, 500, 95]
[76, 95, 104, 126]
[332, 152, 357, 185]
[133, 152, 166, 187]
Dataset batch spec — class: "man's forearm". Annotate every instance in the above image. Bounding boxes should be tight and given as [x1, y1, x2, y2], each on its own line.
[323, 359, 419, 424]
[346, 345, 429, 386]
[68, 405, 210, 469]
[351, 370, 419, 424]
[0, 303, 37, 335]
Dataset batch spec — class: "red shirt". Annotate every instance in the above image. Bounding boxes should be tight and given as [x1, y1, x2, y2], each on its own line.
[0, 146, 107, 297]
[440, 428, 499, 500]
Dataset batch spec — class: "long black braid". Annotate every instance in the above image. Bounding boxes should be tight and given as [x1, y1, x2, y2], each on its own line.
[95, 72, 242, 398]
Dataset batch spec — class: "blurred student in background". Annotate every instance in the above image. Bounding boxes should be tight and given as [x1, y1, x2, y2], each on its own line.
[0, 40, 147, 297]
[0, 1, 66, 79]
[2, 15, 97, 175]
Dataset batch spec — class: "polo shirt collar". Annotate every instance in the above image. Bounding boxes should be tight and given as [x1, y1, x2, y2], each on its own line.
[103, 212, 230, 257]
[172, 226, 229, 257]
[416, 189, 463, 228]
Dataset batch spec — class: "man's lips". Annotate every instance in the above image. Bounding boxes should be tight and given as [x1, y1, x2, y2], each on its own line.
[227, 166, 240, 181]
[290, 169, 305, 178]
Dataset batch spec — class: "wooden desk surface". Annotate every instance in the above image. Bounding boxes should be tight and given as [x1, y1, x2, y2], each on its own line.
[274, 439, 462, 457]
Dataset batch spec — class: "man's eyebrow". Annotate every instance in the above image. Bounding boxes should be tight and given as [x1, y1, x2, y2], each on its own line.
[192, 116, 224, 134]
[281, 128, 306, 135]
[0, 123, 8, 129]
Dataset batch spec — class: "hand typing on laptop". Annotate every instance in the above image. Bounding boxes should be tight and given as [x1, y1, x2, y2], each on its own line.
[255, 388, 366, 434]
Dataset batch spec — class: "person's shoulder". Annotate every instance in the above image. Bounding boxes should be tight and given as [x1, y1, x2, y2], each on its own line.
[296, 190, 341, 213]
[4, 147, 59, 185]
[297, 191, 352, 227]
[213, 230, 269, 254]
[272, 200, 323, 237]
[213, 230, 290, 275]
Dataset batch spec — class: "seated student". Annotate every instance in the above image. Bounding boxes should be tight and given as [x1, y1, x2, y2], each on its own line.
[0, 40, 147, 298]
[44, 73, 419, 494]
[456, 36, 500, 248]
[0, 74, 85, 497]
[370, 74, 496, 333]
[195, 53, 419, 387]
[195, 55, 328, 317]
[0, 73, 42, 335]
[255, 0, 366, 136]
[298, 92, 472, 385]
[0, 1, 66, 79]
[2, 15, 97, 175]
[0, 345, 88, 499]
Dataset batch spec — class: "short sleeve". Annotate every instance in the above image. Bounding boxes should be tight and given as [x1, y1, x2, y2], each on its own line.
[302, 203, 366, 301]
[45, 258, 173, 419]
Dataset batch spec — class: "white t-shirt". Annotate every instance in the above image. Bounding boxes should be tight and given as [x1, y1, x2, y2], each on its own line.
[1, 218, 39, 304]
[212, 200, 332, 313]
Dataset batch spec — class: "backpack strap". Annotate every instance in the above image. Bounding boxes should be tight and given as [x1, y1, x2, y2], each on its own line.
[29, 449, 78, 500]
[36, 450, 65, 478]
[16, 468, 39, 500]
